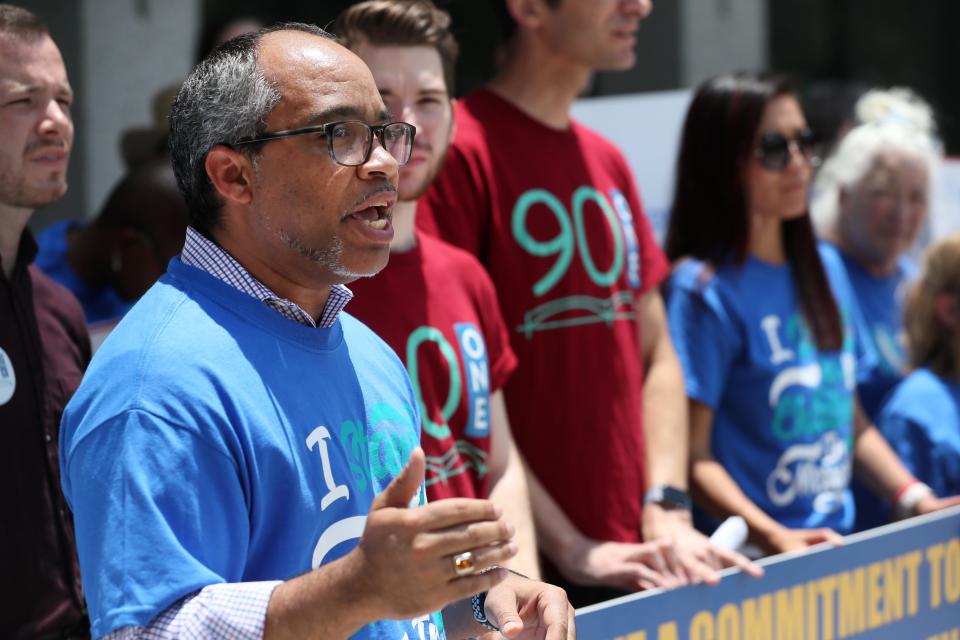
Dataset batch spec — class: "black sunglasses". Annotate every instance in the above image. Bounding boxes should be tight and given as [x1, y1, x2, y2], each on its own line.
[754, 129, 821, 171]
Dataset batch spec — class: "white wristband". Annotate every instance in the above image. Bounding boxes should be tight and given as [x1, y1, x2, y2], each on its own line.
[893, 481, 933, 520]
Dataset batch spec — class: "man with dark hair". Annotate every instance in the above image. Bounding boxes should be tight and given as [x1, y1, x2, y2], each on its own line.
[0, 4, 90, 638]
[419, 0, 761, 605]
[36, 157, 188, 349]
[61, 22, 572, 639]
[335, 0, 542, 580]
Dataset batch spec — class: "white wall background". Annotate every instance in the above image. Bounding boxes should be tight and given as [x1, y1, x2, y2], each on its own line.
[680, 0, 768, 87]
[572, 90, 692, 244]
[80, 0, 198, 217]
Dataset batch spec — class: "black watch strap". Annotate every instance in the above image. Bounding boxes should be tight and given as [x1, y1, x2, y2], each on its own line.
[643, 484, 692, 511]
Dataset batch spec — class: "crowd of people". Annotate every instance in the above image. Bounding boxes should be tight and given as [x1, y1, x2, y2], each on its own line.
[3, 0, 959, 638]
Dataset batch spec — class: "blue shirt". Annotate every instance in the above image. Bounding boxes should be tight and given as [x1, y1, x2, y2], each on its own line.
[34, 220, 133, 325]
[878, 369, 960, 501]
[665, 246, 874, 534]
[827, 244, 917, 420]
[60, 258, 444, 639]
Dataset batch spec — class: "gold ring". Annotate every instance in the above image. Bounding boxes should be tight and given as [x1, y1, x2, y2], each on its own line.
[452, 551, 476, 577]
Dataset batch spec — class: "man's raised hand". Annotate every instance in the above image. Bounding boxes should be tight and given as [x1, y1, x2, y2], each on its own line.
[352, 448, 519, 619]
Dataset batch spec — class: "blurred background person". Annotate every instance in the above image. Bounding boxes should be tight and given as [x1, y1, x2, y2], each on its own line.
[872, 232, 960, 518]
[419, 0, 760, 605]
[663, 71, 960, 558]
[0, 4, 90, 638]
[195, 14, 264, 63]
[335, 0, 539, 578]
[34, 157, 188, 349]
[810, 88, 942, 531]
[118, 85, 178, 172]
[811, 88, 942, 421]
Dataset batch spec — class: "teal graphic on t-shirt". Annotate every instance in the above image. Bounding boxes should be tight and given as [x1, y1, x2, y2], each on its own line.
[405, 323, 491, 486]
[760, 311, 855, 516]
[511, 185, 641, 337]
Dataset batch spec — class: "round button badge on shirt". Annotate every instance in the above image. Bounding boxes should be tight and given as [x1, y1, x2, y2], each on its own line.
[0, 348, 16, 406]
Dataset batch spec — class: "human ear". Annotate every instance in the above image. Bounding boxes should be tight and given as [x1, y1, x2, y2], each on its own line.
[204, 145, 255, 206]
[506, 0, 550, 30]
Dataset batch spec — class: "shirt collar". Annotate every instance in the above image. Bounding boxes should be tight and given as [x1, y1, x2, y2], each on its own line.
[179, 226, 352, 328]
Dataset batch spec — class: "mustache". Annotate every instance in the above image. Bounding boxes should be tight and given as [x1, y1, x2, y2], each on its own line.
[350, 182, 397, 209]
[25, 138, 67, 154]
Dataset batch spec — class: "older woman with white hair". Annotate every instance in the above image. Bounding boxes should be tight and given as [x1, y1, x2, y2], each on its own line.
[812, 89, 943, 531]
[812, 88, 942, 421]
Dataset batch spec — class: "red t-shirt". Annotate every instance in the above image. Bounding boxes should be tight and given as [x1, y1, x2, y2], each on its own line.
[348, 231, 517, 501]
[419, 89, 669, 542]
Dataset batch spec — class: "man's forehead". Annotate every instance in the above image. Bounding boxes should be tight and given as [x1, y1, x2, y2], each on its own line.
[259, 30, 387, 122]
[259, 30, 368, 86]
[359, 44, 448, 93]
[0, 34, 69, 86]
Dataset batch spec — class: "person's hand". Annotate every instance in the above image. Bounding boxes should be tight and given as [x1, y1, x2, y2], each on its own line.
[642, 506, 763, 584]
[914, 494, 960, 516]
[351, 448, 518, 619]
[482, 571, 575, 640]
[558, 535, 686, 591]
[760, 525, 843, 555]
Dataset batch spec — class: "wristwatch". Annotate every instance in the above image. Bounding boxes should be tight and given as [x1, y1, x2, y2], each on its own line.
[643, 484, 692, 511]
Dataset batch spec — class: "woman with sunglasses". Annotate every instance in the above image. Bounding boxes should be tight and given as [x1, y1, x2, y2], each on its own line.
[662, 72, 960, 556]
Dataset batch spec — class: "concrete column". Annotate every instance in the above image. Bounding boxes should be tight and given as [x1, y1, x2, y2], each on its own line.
[679, 0, 768, 87]
[79, 0, 198, 219]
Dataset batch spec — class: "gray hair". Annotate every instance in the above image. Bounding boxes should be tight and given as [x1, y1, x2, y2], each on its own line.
[168, 22, 332, 235]
[811, 87, 942, 235]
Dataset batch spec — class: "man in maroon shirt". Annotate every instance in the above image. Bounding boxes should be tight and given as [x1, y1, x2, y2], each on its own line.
[418, 0, 762, 605]
[0, 5, 90, 638]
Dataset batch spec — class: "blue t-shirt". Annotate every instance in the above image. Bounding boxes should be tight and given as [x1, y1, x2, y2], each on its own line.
[60, 258, 445, 639]
[827, 244, 917, 420]
[878, 368, 960, 501]
[35, 219, 134, 325]
[665, 246, 874, 534]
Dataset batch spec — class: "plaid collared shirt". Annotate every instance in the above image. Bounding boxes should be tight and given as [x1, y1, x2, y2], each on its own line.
[180, 226, 353, 328]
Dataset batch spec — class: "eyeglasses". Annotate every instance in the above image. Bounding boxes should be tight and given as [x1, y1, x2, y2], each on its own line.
[754, 129, 821, 171]
[233, 120, 416, 167]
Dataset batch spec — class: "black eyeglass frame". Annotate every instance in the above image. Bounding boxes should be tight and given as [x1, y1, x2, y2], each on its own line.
[754, 128, 822, 172]
[232, 120, 416, 167]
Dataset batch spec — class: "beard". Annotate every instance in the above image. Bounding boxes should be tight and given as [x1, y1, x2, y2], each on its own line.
[0, 167, 68, 209]
[278, 226, 388, 282]
[399, 150, 448, 202]
[399, 122, 453, 202]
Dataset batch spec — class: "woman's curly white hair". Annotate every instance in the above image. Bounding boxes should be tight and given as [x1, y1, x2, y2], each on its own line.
[810, 87, 943, 234]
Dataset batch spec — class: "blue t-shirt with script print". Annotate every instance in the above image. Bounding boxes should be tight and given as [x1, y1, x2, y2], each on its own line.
[60, 258, 444, 640]
[666, 246, 875, 534]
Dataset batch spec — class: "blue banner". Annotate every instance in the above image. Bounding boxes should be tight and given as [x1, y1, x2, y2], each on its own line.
[575, 507, 960, 640]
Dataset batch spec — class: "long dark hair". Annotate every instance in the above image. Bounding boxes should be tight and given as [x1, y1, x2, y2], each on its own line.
[664, 71, 842, 351]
